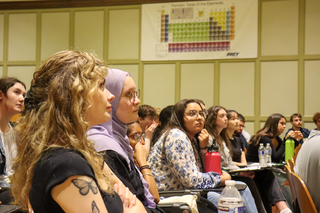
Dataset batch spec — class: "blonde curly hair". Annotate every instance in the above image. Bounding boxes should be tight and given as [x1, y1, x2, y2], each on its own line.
[11, 50, 113, 210]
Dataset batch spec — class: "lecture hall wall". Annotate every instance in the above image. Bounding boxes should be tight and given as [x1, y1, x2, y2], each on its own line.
[1, 0, 320, 136]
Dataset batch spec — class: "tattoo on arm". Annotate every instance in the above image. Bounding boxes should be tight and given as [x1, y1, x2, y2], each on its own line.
[92, 201, 100, 213]
[71, 178, 98, 195]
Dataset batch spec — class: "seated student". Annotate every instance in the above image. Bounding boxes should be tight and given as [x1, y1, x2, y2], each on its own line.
[294, 129, 320, 212]
[138, 105, 158, 156]
[88, 69, 162, 213]
[284, 113, 309, 147]
[150, 105, 174, 147]
[127, 121, 160, 203]
[148, 99, 259, 213]
[234, 113, 250, 149]
[221, 110, 247, 167]
[11, 50, 145, 213]
[246, 114, 293, 213]
[312, 112, 320, 130]
[246, 114, 286, 163]
[210, 108, 291, 213]
[0, 77, 26, 204]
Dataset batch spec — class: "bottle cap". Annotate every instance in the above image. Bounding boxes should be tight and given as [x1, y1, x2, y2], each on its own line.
[225, 180, 235, 186]
[209, 138, 219, 152]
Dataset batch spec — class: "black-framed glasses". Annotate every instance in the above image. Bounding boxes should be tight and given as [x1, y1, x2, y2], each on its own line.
[128, 132, 142, 143]
[126, 89, 140, 104]
[185, 110, 207, 118]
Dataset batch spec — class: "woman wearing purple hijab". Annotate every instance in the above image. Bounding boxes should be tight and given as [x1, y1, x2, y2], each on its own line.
[88, 69, 162, 213]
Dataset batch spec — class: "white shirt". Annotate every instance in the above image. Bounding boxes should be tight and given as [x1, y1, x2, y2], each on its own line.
[0, 124, 17, 177]
[242, 129, 251, 142]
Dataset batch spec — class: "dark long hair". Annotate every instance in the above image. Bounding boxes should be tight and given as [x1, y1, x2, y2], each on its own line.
[249, 113, 286, 146]
[0, 77, 26, 96]
[161, 99, 203, 154]
[205, 106, 233, 156]
[151, 105, 174, 146]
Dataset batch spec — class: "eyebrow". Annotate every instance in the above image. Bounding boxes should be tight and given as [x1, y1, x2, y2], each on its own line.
[14, 88, 26, 95]
[122, 86, 136, 95]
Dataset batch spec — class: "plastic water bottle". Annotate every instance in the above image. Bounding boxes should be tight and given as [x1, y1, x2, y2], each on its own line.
[218, 180, 243, 213]
[206, 141, 221, 175]
[258, 143, 267, 167]
[265, 143, 272, 164]
[285, 137, 295, 162]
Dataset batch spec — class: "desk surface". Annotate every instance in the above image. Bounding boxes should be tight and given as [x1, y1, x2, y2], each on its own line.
[0, 205, 21, 213]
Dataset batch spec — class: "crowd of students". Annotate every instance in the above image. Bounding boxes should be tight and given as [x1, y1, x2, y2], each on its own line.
[0, 50, 319, 213]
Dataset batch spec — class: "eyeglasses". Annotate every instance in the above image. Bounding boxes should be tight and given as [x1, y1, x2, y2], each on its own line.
[185, 110, 207, 118]
[128, 132, 143, 143]
[125, 89, 140, 104]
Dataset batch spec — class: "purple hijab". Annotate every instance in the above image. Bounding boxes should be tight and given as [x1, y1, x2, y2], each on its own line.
[87, 68, 156, 208]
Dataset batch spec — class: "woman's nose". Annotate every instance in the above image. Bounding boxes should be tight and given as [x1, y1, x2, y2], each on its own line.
[134, 97, 141, 105]
[108, 94, 115, 102]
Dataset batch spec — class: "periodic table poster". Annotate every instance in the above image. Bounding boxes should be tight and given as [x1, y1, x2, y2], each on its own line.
[141, 0, 258, 61]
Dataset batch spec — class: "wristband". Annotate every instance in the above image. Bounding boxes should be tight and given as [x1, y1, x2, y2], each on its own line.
[139, 165, 150, 171]
[142, 173, 153, 177]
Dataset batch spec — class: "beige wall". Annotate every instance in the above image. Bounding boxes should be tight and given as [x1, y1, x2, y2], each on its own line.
[1, 0, 319, 135]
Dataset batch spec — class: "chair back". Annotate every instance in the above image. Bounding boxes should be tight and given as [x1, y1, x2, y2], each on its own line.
[286, 159, 294, 172]
[293, 144, 302, 162]
[284, 165, 297, 202]
[294, 144, 302, 156]
[291, 155, 295, 165]
[291, 172, 317, 213]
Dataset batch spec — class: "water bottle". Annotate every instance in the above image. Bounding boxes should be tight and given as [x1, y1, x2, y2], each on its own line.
[285, 137, 295, 162]
[218, 180, 244, 213]
[206, 141, 221, 175]
[258, 143, 267, 167]
[265, 143, 272, 164]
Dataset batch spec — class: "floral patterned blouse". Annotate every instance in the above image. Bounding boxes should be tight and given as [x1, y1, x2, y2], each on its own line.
[147, 128, 221, 191]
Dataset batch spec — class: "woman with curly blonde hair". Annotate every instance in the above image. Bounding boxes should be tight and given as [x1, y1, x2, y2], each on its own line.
[11, 50, 146, 213]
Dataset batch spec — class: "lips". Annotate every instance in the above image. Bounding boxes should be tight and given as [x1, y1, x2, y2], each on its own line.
[133, 109, 139, 113]
[195, 122, 203, 126]
[107, 105, 112, 112]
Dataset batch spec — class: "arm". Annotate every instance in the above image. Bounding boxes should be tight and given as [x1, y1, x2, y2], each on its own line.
[103, 163, 147, 213]
[198, 129, 209, 170]
[233, 151, 247, 166]
[144, 123, 158, 157]
[52, 175, 109, 213]
[261, 136, 284, 163]
[133, 143, 160, 203]
[272, 137, 285, 163]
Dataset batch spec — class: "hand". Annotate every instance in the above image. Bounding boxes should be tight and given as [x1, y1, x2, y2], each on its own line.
[133, 142, 147, 166]
[286, 130, 294, 139]
[145, 123, 158, 140]
[113, 182, 136, 212]
[239, 171, 255, 179]
[295, 131, 303, 141]
[220, 171, 231, 185]
[198, 129, 209, 149]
